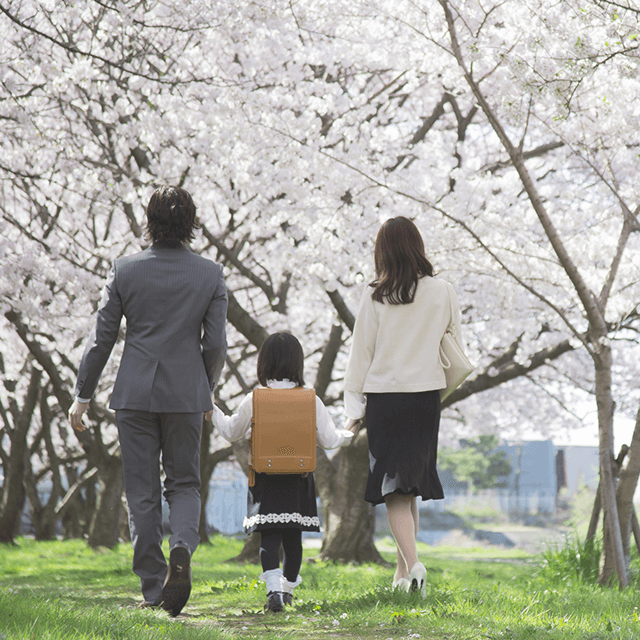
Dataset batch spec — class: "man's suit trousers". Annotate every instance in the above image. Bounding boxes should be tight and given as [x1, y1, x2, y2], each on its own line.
[116, 410, 202, 605]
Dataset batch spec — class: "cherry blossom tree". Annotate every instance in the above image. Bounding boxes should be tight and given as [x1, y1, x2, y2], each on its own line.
[1, 0, 638, 575]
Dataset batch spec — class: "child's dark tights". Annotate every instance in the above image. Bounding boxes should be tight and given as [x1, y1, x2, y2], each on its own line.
[259, 528, 302, 582]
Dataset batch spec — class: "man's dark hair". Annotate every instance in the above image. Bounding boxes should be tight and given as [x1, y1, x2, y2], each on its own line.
[257, 332, 306, 387]
[145, 185, 199, 247]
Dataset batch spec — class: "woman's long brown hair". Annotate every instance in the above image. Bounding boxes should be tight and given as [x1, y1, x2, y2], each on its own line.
[371, 217, 434, 304]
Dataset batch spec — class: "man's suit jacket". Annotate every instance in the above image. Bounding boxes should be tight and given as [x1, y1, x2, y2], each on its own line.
[75, 245, 228, 413]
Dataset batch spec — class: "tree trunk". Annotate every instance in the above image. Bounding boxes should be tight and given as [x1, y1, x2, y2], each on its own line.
[226, 532, 262, 564]
[198, 420, 234, 545]
[0, 366, 41, 544]
[315, 429, 387, 564]
[61, 467, 89, 540]
[586, 482, 602, 542]
[610, 401, 640, 571]
[87, 457, 124, 549]
[223, 440, 260, 563]
[595, 344, 628, 587]
[587, 446, 628, 543]
[30, 500, 59, 541]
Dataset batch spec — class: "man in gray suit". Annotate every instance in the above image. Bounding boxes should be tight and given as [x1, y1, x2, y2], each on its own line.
[69, 186, 227, 616]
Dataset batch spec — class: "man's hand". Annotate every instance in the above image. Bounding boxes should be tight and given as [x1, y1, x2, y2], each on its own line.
[345, 418, 363, 434]
[69, 399, 89, 432]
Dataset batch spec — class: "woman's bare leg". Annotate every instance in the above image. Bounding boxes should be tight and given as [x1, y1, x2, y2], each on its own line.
[394, 547, 407, 582]
[410, 496, 419, 539]
[385, 493, 419, 580]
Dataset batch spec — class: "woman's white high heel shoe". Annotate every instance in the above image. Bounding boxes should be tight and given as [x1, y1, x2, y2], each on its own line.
[408, 562, 427, 597]
[392, 577, 410, 592]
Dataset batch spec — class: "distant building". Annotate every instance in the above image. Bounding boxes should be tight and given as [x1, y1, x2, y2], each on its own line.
[432, 440, 600, 518]
[555, 445, 599, 495]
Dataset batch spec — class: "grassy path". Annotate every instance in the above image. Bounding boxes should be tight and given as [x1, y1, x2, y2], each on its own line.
[1, 536, 639, 639]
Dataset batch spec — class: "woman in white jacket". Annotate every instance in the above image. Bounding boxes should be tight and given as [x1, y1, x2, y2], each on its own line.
[344, 217, 465, 597]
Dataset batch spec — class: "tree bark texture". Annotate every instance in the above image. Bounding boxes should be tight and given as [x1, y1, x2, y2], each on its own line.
[587, 446, 628, 543]
[24, 387, 67, 541]
[225, 532, 262, 565]
[315, 429, 387, 565]
[87, 457, 124, 549]
[595, 345, 628, 587]
[199, 420, 234, 545]
[0, 366, 41, 544]
[609, 402, 640, 574]
[586, 483, 602, 543]
[224, 440, 260, 563]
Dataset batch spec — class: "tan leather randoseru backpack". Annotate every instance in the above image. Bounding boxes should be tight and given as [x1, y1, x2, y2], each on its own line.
[248, 387, 317, 486]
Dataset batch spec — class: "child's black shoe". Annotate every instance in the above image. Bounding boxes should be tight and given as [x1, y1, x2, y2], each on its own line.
[264, 591, 284, 613]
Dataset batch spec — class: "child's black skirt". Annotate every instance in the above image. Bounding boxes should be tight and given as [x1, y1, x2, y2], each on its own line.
[244, 471, 320, 534]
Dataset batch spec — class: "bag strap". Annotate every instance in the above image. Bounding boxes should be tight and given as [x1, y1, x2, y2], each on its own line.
[443, 280, 458, 338]
[248, 390, 256, 487]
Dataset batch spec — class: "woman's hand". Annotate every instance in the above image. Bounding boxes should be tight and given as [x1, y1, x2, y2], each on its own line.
[345, 418, 363, 434]
[205, 391, 216, 421]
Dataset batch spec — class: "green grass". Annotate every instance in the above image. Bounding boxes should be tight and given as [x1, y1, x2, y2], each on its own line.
[1, 535, 639, 639]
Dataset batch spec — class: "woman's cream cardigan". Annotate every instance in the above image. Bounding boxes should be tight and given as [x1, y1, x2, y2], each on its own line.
[344, 276, 463, 419]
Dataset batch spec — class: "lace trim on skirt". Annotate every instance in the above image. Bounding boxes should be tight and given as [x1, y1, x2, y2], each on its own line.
[244, 512, 320, 529]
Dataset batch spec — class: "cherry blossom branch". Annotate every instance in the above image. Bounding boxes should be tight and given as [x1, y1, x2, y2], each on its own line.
[484, 141, 565, 173]
[437, 0, 609, 345]
[254, 116, 591, 352]
[0, 5, 224, 86]
[594, 0, 640, 15]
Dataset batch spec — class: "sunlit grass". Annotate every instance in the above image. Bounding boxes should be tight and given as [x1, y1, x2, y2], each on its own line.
[1, 535, 639, 639]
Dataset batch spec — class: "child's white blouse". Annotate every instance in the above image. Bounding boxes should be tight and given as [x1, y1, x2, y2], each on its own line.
[212, 379, 353, 449]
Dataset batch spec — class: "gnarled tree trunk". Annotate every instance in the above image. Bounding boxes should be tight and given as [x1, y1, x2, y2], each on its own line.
[315, 429, 387, 565]
[198, 418, 234, 545]
[601, 401, 640, 583]
[87, 456, 124, 549]
[0, 366, 41, 544]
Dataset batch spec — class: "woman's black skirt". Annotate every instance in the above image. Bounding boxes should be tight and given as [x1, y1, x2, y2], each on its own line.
[364, 390, 444, 506]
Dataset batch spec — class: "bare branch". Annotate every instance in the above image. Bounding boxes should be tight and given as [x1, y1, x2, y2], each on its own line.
[226, 291, 268, 349]
[599, 206, 639, 310]
[314, 324, 343, 402]
[326, 289, 355, 332]
[485, 141, 565, 173]
[443, 337, 576, 407]
[202, 224, 276, 301]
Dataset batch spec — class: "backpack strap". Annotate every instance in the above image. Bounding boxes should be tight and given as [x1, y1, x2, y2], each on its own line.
[248, 391, 256, 486]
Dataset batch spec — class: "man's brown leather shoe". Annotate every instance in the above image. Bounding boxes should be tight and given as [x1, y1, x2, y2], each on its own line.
[161, 545, 192, 617]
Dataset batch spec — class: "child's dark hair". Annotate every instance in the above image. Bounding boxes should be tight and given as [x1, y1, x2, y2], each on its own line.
[257, 333, 305, 387]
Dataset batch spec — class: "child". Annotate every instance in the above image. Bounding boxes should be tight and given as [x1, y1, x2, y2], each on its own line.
[212, 332, 353, 612]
